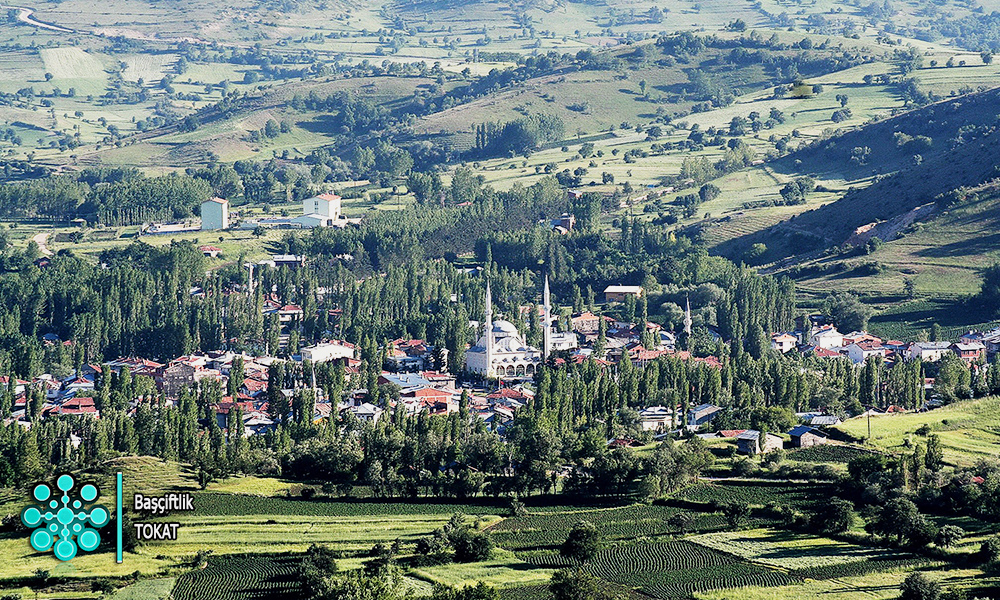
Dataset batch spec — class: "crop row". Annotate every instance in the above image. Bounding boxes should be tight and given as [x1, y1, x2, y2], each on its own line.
[526, 540, 733, 571]
[790, 557, 934, 580]
[629, 563, 797, 599]
[491, 507, 731, 550]
[171, 555, 301, 600]
[526, 541, 796, 599]
[788, 444, 874, 464]
[490, 504, 683, 532]
[192, 493, 500, 517]
[672, 482, 829, 508]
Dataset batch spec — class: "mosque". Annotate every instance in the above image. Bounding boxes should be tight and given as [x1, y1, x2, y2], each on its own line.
[465, 277, 572, 378]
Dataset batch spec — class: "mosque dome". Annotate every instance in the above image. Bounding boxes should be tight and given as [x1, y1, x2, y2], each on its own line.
[492, 320, 519, 335]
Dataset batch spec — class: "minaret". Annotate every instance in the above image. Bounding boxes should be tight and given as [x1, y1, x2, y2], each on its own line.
[684, 296, 693, 337]
[543, 275, 552, 361]
[485, 280, 494, 377]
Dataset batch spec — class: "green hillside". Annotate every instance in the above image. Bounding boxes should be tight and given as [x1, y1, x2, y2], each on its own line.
[708, 86, 1000, 264]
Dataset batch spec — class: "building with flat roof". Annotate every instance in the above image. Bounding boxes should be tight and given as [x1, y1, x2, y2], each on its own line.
[604, 285, 644, 302]
[304, 194, 341, 221]
[201, 197, 229, 230]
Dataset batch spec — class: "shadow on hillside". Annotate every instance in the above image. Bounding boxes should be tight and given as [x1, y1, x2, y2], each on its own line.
[916, 232, 1000, 258]
[298, 115, 343, 137]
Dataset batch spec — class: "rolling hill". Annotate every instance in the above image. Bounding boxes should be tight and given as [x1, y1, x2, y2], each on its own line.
[708, 86, 1000, 264]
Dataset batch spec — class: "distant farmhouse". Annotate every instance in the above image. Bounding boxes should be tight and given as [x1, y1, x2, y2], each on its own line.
[788, 425, 828, 448]
[736, 430, 783, 455]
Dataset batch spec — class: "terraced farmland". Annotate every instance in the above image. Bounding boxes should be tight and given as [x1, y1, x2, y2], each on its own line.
[689, 529, 921, 572]
[171, 554, 301, 600]
[488, 504, 729, 550]
[192, 493, 502, 517]
[527, 541, 797, 599]
[671, 482, 830, 509]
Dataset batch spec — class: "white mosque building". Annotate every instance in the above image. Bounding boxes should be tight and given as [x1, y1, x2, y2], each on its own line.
[465, 277, 577, 378]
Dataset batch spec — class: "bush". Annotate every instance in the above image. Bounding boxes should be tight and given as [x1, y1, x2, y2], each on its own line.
[452, 529, 493, 562]
[979, 536, 1000, 563]
[900, 572, 940, 600]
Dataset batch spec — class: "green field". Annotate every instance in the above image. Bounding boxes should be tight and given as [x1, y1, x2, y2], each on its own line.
[688, 529, 920, 572]
[488, 503, 727, 550]
[695, 569, 985, 600]
[835, 397, 1000, 466]
[527, 540, 798, 599]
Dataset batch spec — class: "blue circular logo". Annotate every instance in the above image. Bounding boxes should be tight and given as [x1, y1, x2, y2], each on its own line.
[21, 474, 108, 562]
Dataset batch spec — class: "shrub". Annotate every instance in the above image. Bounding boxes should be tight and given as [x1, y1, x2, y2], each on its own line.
[900, 572, 940, 600]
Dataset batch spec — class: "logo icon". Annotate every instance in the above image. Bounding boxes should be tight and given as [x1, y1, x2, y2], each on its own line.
[20, 474, 110, 561]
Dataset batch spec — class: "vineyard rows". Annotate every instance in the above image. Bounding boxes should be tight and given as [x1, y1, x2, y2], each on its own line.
[788, 444, 875, 464]
[672, 482, 829, 508]
[631, 563, 797, 598]
[490, 505, 730, 550]
[527, 541, 796, 599]
[790, 557, 935, 580]
[171, 555, 301, 600]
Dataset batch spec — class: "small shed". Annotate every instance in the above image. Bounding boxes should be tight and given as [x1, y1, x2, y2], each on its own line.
[788, 425, 828, 448]
[735, 430, 783, 455]
[810, 415, 842, 427]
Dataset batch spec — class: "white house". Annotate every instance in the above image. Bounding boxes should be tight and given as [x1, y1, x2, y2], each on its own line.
[201, 197, 229, 230]
[905, 341, 952, 362]
[771, 332, 798, 353]
[301, 341, 356, 362]
[292, 214, 338, 228]
[844, 341, 886, 364]
[639, 406, 673, 431]
[341, 401, 383, 423]
[604, 285, 644, 302]
[304, 194, 341, 219]
[809, 326, 844, 350]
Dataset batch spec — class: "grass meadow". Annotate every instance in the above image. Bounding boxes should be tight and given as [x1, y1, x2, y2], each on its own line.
[835, 397, 1000, 466]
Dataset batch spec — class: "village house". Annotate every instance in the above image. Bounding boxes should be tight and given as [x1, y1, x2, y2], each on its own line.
[293, 193, 343, 228]
[735, 430, 783, 455]
[200, 197, 229, 230]
[687, 403, 722, 429]
[844, 341, 887, 365]
[341, 401, 383, 423]
[47, 396, 99, 417]
[199, 245, 222, 258]
[379, 372, 433, 389]
[841, 331, 883, 346]
[788, 425, 828, 448]
[542, 213, 576, 234]
[603, 285, 644, 303]
[162, 363, 224, 398]
[810, 415, 843, 427]
[571, 312, 603, 335]
[807, 346, 843, 360]
[639, 406, 674, 432]
[399, 386, 457, 414]
[905, 341, 952, 362]
[386, 339, 435, 371]
[271, 255, 307, 269]
[771, 332, 798, 353]
[301, 341, 356, 363]
[952, 342, 986, 364]
[808, 325, 844, 350]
